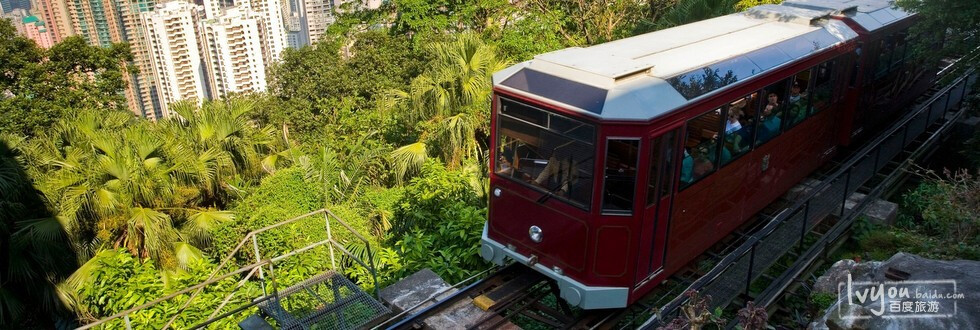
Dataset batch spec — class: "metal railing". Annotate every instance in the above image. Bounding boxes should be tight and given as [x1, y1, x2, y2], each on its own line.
[638, 63, 977, 329]
[78, 208, 381, 330]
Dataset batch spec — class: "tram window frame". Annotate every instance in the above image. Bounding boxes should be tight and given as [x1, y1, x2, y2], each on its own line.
[811, 58, 837, 114]
[755, 78, 792, 147]
[849, 44, 862, 88]
[602, 138, 641, 215]
[720, 93, 757, 166]
[835, 54, 849, 102]
[680, 108, 724, 190]
[875, 36, 895, 79]
[646, 132, 675, 206]
[495, 97, 597, 211]
[891, 30, 909, 68]
[784, 69, 813, 129]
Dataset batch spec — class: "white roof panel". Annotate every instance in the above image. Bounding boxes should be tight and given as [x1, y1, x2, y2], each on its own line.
[643, 21, 815, 78]
[493, 0, 886, 122]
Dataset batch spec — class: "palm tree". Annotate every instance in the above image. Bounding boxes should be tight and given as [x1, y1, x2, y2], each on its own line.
[387, 33, 510, 183]
[1, 134, 76, 326]
[11, 107, 256, 268]
[158, 98, 280, 207]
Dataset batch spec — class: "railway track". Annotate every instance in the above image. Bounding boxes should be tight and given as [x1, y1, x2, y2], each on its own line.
[375, 64, 976, 330]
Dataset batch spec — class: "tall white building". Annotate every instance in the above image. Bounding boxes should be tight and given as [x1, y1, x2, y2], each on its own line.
[142, 1, 206, 117]
[199, 6, 266, 98]
[241, 0, 286, 64]
[302, 0, 332, 45]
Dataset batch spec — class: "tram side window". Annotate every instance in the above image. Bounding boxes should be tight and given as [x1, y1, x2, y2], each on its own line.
[875, 37, 895, 79]
[602, 139, 639, 214]
[756, 79, 790, 146]
[811, 59, 837, 113]
[646, 133, 675, 206]
[785, 69, 812, 128]
[850, 44, 862, 88]
[496, 98, 596, 209]
[721, 94, 755, 166]
[681, 109, 723, 189]
[892, 31, 908, 67]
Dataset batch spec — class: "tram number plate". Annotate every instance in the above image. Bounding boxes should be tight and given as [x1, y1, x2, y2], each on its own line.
[762, 154, 771, 172]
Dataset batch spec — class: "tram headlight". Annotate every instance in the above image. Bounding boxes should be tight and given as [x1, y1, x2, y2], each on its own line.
[529, 225, 543, 243]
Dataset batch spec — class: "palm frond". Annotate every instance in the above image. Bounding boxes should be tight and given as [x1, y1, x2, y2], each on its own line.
[173, 242, 205, 271]
[390, 142, 428, 184]
[180, 209, 234, 246]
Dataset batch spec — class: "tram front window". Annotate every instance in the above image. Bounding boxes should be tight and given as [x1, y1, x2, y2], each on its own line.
[496, 98, 596, 209]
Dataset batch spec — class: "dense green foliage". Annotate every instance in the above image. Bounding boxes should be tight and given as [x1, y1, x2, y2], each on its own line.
[897, 0, 980, 69]
[0, 20, 133, 137]
[2, 0, 973, 328]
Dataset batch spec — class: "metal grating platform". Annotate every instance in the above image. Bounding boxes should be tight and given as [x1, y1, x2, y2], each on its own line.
[257, 271, 389, 330]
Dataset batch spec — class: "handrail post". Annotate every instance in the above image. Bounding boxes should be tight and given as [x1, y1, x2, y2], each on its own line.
[873, 145, 882, 171]
[252, 235, 266, 296]
[943, 89, 953, 118]
[840, 168, 852, 217]
[745, 244, 756, 298]
[901, 122, 909, 147]
[366, 244, 380, 299]
[324, 212, 337, 270]
[799, 202, 810, 252]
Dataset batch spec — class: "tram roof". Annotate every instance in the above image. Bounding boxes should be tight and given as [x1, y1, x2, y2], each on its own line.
[782, 0, 912, 32]
[493, 1, 896, 122]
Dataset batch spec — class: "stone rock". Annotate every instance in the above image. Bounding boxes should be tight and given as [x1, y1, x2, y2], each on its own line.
[813, 260, 856, 296]
[379, 268, 455, 314]
[810, 253, 980, 330]
[813, 260, 881, 296]
[838, 193, 898, 226]
[824, 302, 870, 330]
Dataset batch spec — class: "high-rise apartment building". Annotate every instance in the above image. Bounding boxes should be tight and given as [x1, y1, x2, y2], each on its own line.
[118, 0, 160, 119]
[199, 6, 266, 98]
[2, 8, 29, 33]
[241, 0, 286, 64]
[142, 1, 206, 117]
[64, 0, 160, 119]
[302, 0, 331, 45]
[30, 0, 73, 41]
[66, 0, 124, 47]
[1, 0, 31, 13]
[20, 15, 54, 47]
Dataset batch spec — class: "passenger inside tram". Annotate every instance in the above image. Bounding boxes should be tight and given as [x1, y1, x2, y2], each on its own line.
[757, 77, 788, 145]
[679, 147, 714, 185]
[497, 153, 514, 176]
[722, 97, 751, 165]
[787, 71, 811, 126]
[682, 109, 723, 186]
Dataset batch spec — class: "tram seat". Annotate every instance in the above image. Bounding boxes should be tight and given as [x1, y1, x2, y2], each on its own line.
[681, 153, 694, 185]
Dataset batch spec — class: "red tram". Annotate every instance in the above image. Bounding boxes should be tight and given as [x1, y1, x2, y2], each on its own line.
[480, 0, 928, 309]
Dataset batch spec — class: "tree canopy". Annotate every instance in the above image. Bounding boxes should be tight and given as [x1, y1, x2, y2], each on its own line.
[0, 20, 133, 137]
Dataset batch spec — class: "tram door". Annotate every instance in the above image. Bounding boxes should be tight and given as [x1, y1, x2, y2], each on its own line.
[634, 128, 680, 286]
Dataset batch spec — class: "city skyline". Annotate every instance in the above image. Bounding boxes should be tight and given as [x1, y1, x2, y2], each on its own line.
[2, 0, 383, 120]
